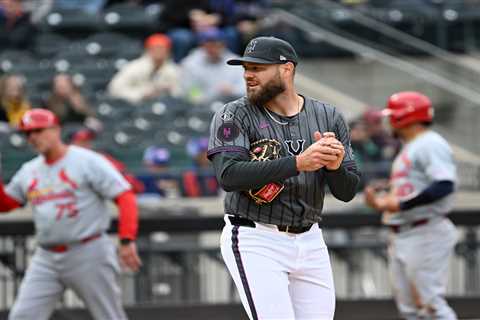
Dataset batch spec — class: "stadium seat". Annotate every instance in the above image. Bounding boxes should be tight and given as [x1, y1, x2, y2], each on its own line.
[94, 97, 136, 126]
[185, 109, 213, 136]
[34, 33, 71, 59]
[85, 32, 143, 60]
[101, 3, 160, 36]
[39, 9, 101, 38]
[1, 132, 36, 181]
[0, 50, 36, 73]
[51, 43, 93, 67]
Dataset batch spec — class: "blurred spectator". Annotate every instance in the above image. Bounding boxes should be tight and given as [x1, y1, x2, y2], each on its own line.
[182, 136, 219, 197]
[143, 145, 172, 173]
[340, 0, 369, 6]
[107, 33, 181, 105]
[186, 137, 211, 169]
[180, 28, 244, 104]
[349, 118, 390, 187]
[52, 0, 107, 14]
[0, 74, 31, 128]
[140, 145, 181, 198]
[105, 0, 155, 7]
[44, 74, 98, 125]
[159, 0, 240, 62]
[22, 0, 53, 24]
[0, 0, 37, 50]
[350, 119, 383, 165]
[70, 128, 145, 193]
[363, 108, 400, 161]
[234, 0, 271, 47]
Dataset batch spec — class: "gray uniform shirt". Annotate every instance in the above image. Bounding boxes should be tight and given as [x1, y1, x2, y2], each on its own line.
[208, 96, 358, 226]
[6, 146, 131, 245]
[383, 131, 457, 225]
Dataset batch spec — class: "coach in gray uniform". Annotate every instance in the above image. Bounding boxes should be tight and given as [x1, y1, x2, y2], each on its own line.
[207, 36, 360, 320]
[0, 109, 141, 320]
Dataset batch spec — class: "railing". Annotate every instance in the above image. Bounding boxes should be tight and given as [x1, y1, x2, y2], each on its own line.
[272, 8, 480, 105]
[300, 0, 480, 84]
[0, 208, 479, 313]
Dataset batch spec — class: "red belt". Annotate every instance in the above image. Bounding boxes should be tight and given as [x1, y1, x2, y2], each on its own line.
[389, 219, 429, 234]
[42, 233, 102, 253]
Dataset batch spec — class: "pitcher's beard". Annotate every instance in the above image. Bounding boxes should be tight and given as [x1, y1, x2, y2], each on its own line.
[247, 79, 285, 107]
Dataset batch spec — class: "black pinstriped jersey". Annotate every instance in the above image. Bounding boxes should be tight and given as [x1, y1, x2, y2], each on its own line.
[207, 96, 358, 226]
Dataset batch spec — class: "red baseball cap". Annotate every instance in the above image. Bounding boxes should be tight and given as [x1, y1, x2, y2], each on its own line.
[144, 33, 172, 49]
[19, 109, 59, 132]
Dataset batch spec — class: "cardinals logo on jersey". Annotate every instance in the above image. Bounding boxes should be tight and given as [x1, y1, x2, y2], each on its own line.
[59, 169, 78, 190]
[26, 169, 78, 204]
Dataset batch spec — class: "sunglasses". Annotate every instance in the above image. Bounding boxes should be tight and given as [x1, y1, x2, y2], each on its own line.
[23, 127, 49, 137]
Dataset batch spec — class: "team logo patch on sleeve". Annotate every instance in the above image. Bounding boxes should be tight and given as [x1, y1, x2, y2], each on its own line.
[217, 123, 239, 142]
[221, 111, 235, 121]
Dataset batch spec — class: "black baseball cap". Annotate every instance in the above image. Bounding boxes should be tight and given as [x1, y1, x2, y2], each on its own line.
[227, 36, 298, 66]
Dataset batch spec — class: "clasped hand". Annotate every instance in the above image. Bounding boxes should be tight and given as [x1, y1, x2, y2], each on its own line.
[296, 131, 345, 172]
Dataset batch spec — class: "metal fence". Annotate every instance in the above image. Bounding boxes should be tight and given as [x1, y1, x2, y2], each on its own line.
[0, 209, 479, 312]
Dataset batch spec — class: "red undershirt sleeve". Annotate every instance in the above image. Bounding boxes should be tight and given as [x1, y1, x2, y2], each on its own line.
[114, 190, 138, 240]
[0, 183, 22, 212]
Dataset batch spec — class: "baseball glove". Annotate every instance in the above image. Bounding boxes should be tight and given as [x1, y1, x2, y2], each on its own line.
[247, 139, 284, 205]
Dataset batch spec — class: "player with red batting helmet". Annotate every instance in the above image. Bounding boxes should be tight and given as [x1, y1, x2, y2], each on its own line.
[365, 92, 458, 319]
[383, 91, 433, 129]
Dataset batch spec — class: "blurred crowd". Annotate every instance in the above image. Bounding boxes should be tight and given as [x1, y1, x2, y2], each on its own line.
[0, 0, 266, 115]
[0, 0, 404, 197]
[0, 0, 272, 197]
[349, 108, 401, 188]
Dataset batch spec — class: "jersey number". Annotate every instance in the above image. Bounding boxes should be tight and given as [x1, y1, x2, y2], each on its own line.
[55, 202, 79, 220]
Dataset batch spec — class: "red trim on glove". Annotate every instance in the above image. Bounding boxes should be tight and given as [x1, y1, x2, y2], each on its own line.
[0, 182, 22, 212]
[114, 190, 138, 240]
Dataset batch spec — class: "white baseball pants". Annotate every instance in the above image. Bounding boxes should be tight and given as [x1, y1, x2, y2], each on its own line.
[221, 215, 335, 320]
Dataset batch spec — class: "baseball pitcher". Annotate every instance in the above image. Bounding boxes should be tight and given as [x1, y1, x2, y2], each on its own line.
[208, 36, 360, 320]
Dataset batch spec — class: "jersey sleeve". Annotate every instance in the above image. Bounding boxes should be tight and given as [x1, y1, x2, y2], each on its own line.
[85, 152, 131, 199]
[418, 139, 456, 183]
[5, 165, 28, 204]
[333, 109, 358, 173]
[207, 101, 251, 159]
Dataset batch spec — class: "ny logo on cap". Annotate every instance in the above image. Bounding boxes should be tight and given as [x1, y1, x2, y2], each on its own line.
[246, 40, 257, 53]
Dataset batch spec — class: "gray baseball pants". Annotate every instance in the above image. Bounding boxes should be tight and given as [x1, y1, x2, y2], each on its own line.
[388, 218, 458, 320]
[8, 234, 127, 320]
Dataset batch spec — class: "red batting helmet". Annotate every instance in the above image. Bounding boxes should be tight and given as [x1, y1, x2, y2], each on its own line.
[19, 109, 59, 132]
[382, 91, 433, 129]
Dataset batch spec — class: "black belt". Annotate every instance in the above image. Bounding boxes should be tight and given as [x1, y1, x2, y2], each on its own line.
[228, 215, 313, 234]
[389, 219, 429, 234]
